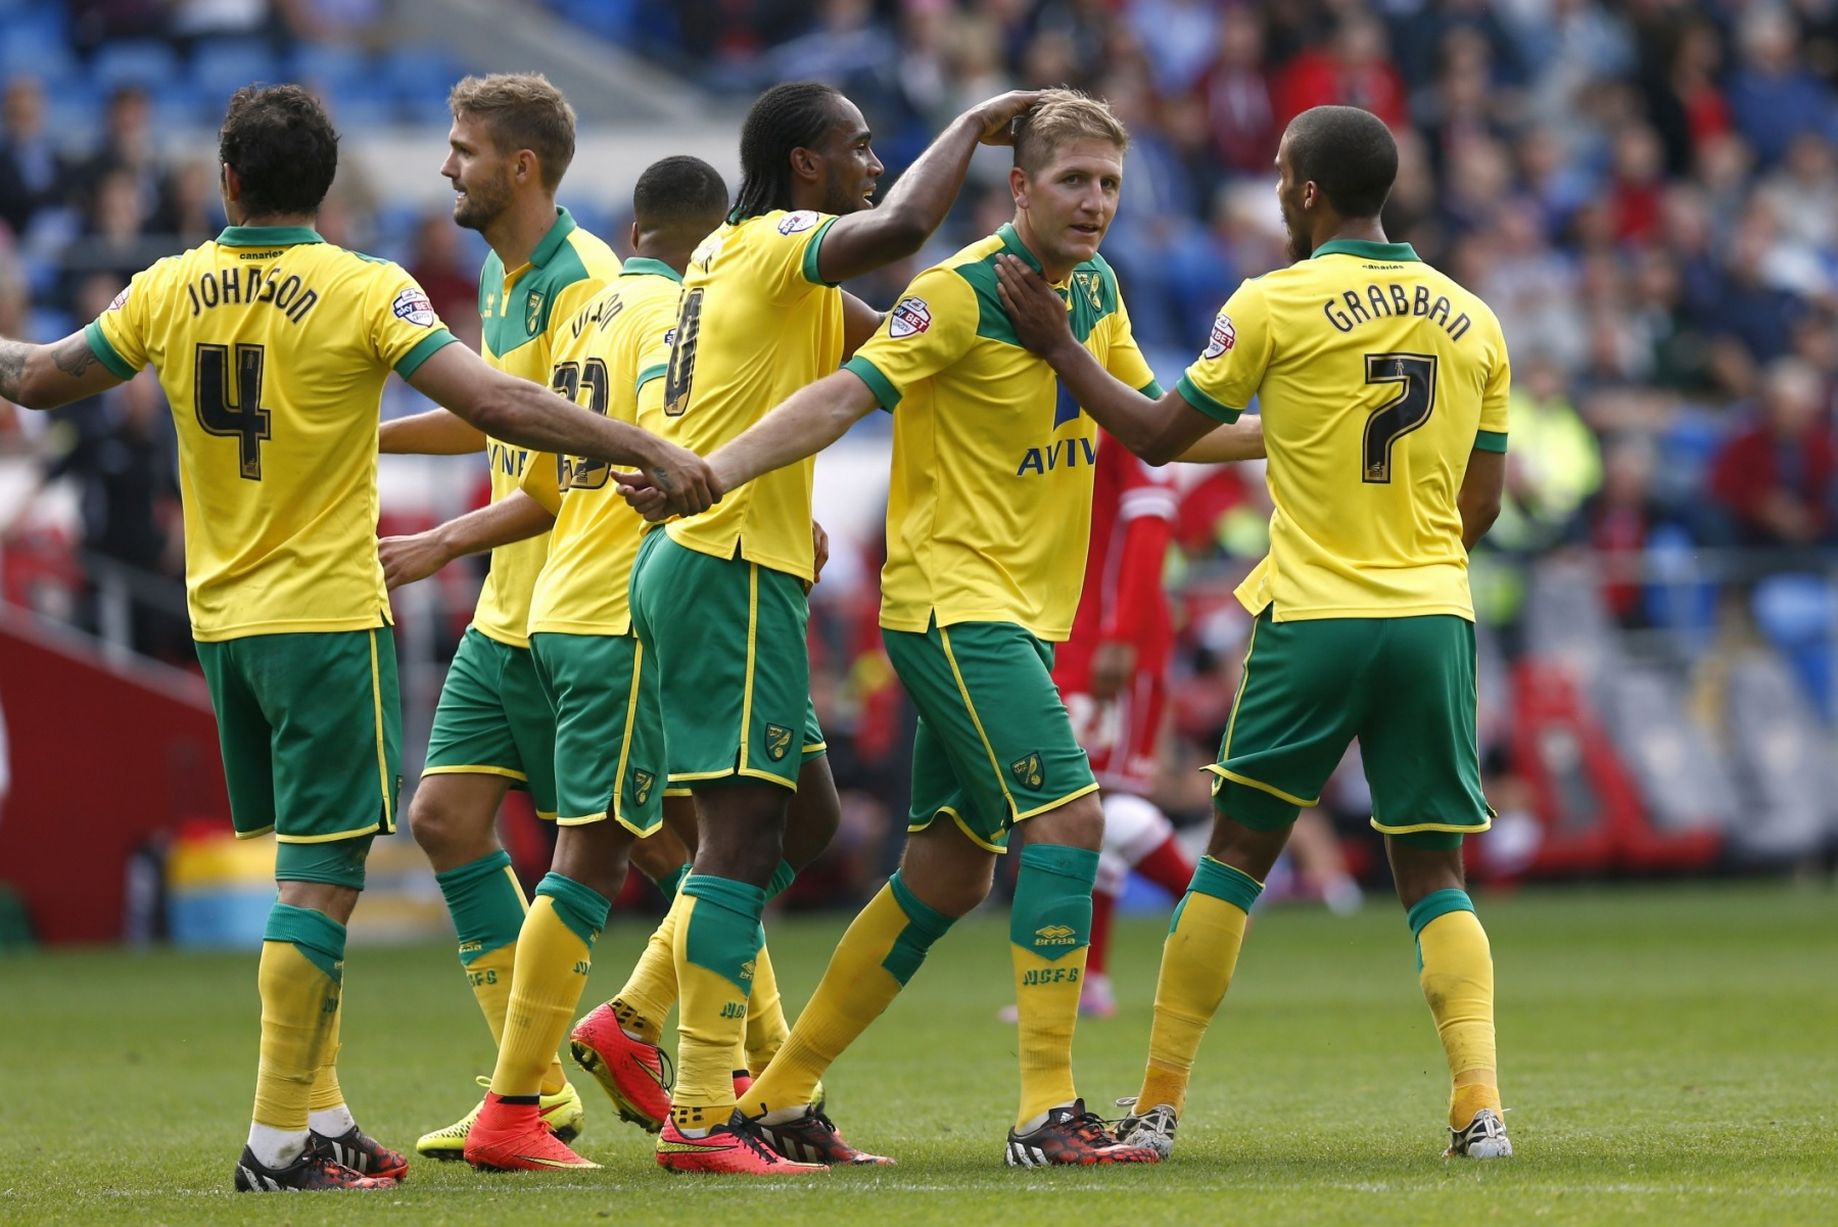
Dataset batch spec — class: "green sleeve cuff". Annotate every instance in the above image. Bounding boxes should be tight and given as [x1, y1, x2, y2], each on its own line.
[1474, 429, 1508, 454]
[83, 320, 138, 380]
[635, 362, 667, 391]
[394, 329, 458, 378]
[1140, 379, 1164, 398]
[801, 215, 841, 286]
[844, 355, 901, 412]
[1175, 373, 1240, 424]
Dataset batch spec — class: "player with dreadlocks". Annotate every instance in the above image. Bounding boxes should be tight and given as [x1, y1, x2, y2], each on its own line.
[607, 80, 1039, 1175]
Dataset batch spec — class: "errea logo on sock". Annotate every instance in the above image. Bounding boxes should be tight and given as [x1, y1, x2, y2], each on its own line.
[1034, 925, 1077, 946]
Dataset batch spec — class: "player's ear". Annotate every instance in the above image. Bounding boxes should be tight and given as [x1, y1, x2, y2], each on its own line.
[514, 148, 539, 187]
[789, 144, 820, 185]
[1009, 164, 1030, 210]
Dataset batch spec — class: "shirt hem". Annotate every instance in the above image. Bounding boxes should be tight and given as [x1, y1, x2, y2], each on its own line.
[528, 618, 634, 638]
[1235, 596, 1476, 623]
[878, 608, 1070, 642]
[190, 610, 392, 642]
[663, 525, 814, 583]
[471, 621, 533, 649]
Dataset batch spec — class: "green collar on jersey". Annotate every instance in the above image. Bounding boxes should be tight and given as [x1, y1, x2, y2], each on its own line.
[216, 225, 324, 247]
[620, 256, 683, 283]
[527, 207, 578, 269]
[1312, 238, 1419, 263]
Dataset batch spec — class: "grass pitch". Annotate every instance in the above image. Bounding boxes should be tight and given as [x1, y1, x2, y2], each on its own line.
[2, 883, 1833, 1226]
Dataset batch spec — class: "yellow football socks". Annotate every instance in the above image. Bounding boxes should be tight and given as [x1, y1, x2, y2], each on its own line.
[669, 876, 764, 1133]
[1137, 857, 1263, 1116]
[739, 873, 952, 1120]
[742, 937, 789, 1075]
[1009, 844, 1099, 1129]
[1410, 890, 1501, 1129]
[252, 905, 345, 1152]
[487, 875, 609, 1101]
[435, 850, 567, 1094]
[608, 863, 690, 1045]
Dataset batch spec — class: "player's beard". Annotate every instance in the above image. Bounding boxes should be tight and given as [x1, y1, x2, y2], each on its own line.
[453, 172, 513, 232]
[824, 167, 876, 216]
[1280, 192, 1311, 262]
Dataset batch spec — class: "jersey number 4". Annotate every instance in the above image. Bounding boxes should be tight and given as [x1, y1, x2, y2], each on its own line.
[194, 342, 272, 481]
[1361, 352, 1437, 484]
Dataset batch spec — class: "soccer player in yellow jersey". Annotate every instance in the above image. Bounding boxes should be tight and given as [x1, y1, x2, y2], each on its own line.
[0, 85, 713, 1194]
[625, 80, 1040, 1174]
[366, 75, 622, 1159]
[992, 105, 1513, 1161]
[635, 89, 1257, 1167]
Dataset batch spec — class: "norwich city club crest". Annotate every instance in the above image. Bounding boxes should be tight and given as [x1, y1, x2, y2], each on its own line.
[525, 289, 545, 334]
[1073, 270, 1103, 311]
[631, 769, 654, 807]
[765, 724, 794, 761]
[1010, 752, 1044, 789]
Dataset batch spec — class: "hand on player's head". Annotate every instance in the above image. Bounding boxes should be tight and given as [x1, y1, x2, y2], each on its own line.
[993, 254, 1071, 355]
[967, 91, 1045, 146]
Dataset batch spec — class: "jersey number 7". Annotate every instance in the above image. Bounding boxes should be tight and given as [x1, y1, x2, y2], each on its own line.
[194, 342, 272, 481]
[1361, 352, 1437, 484]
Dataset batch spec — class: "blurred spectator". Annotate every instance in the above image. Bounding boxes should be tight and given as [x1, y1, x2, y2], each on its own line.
[0, 79, 67, 240]
[407, 211, 479, 329]
[1709, 358, 1838, 550]
[1196, 7, 1276, 176]
[1491, 355, 1603, 554]
[1124, 0, 1218, 96]
[1275, 14, 1406, 130]
[66, 87, 170, 228]
[1727, 5, 1836, 168]
[1566, 436, 1672, 629]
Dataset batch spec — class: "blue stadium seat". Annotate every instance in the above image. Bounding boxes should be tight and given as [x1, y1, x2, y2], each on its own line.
[0, 8, 75, 79]
[1752, 574, 1838, 720]
[291, 43, 371, 93]
[91, 40, 182, 91]
[189, 38, 284, 100]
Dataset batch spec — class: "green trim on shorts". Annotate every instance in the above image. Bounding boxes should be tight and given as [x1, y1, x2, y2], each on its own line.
[424, 626, 558, 817]
[629, 531, 821, 791]
[199, 627, 401, 842]
[884, 619, 1097, 853]
[531, 631, 665, 836]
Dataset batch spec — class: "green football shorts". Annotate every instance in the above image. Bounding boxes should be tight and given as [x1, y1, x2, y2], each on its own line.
[630, 531, 825, 791]
[1209, 611, 1492, 840]
[883, 619, 1097, 853]
[530, 630, 666, 835]
[197, 626, 402, 843]
[423, 625, 558, 818]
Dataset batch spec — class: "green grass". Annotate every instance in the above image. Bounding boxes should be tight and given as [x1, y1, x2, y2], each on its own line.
[3, 884, 1834, 1225]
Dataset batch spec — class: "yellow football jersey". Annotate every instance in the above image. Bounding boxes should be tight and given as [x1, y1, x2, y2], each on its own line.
[846, 225, 1158, 642]
[1179, 238, 1510, 622]
[472, 208, 621, 647]
[84, 224, 457, 641]
[661, 208, 843, 583]
[524, 258, 682, 636]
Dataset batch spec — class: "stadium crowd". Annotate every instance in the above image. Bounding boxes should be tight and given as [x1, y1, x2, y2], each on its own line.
[5, 0, 1838, 885]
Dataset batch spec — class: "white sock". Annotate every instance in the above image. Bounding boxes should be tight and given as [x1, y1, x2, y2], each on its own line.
[247, 1122, 309, 1168]
[757, 1104, 807, 1127]
[1016, 1102, 1076, 1135]
[309, 1104, 357, 1137]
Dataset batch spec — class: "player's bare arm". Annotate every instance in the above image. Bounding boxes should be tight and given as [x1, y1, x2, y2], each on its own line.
[811, 520, 831, 585]
[379, 490, 557, 589]
[378, 407, 487, 455]
[1178, 416, 1265, 464]
[0, 331, 127, 410]
[841, 291, 884, 360]
[1457, 449, 1505, 551]
[622, 370, 877, 522]
[816, 91, 1041, 284]
[993, 255, 1217, 465]
[406, 342, 718, 517]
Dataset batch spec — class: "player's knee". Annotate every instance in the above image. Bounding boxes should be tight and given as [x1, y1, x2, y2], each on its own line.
[552, 825, 633, 902]
[905, 860, 992, 919]
[407, 785, 475, 860]
[1025, 792, 1105, 851]
[783, 758, 841, 870]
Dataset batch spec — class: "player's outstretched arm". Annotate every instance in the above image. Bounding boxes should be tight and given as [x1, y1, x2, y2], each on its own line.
[816, 91, 1041, 285]
[405, 342, 718, 517]
[1177, 416, 1265, 463]
[994, 255, 1217, 465]
[0, 332, 126, 410]
[379, 491, 556, 589]
[621, 370, 877, 522]
[1458, 449, 1505, 551]
[379, 408, 487, 455]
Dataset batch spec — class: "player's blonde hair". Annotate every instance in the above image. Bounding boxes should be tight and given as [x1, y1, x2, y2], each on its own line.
[1013, 89, 1129, 174]
[449, 72, 576, 190]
